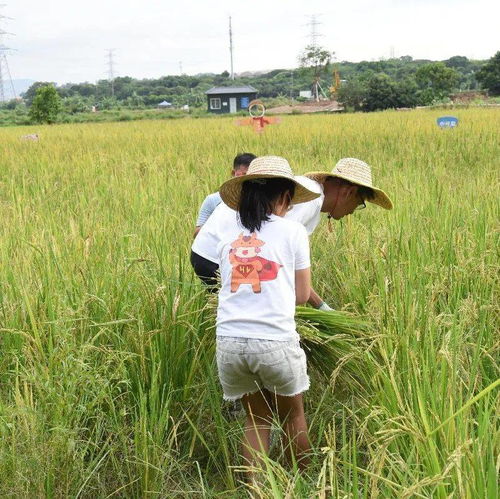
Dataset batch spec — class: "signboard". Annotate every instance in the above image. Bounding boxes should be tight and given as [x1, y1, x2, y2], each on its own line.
[437, 116, 459, 128]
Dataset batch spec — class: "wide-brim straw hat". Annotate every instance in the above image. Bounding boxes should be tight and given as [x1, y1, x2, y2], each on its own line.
[220, 156, 320, 210]
[305, 157, 393, 210]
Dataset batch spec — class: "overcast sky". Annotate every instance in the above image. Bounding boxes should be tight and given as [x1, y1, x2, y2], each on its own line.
[3, 0, 499, 85]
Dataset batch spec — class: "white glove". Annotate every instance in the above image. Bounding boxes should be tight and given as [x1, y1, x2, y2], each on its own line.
[318, 302, 334, 312]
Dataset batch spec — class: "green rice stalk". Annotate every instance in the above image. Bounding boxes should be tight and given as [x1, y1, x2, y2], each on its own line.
[295, 307, 377, 393]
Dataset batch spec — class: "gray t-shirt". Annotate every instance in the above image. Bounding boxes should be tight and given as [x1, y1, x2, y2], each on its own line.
[196, 192, 222, 226]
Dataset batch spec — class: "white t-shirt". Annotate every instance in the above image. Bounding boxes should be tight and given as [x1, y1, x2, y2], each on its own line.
[192, 177, 324, 264]
[216, 213, 310, 341]
[286, 176, 324, 235]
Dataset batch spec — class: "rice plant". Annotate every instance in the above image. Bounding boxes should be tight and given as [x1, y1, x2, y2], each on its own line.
[0, 108, 498, 497]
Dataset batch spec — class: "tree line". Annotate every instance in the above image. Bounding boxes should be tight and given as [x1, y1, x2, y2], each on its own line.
[1, 52, 499, 124]
[336, 54, 500, 111]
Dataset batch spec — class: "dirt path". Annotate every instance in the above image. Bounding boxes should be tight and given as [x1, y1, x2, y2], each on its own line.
[266, 100, 343, 114]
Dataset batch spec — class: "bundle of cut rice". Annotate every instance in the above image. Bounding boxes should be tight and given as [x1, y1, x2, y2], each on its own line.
[295, 307, 376, 393]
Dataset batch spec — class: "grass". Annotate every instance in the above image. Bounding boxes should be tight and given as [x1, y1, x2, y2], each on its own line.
[0, 108, 498, 497]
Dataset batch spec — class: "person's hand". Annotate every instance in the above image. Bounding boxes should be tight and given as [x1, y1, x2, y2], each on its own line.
[317, 302, 334, 312]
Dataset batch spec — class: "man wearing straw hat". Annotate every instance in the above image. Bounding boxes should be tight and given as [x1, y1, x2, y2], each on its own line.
[191, 157, 392, 309]
[303, 157, 393, 217]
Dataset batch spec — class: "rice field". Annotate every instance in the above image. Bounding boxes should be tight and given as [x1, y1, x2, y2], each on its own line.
[0, 108, 498, 497]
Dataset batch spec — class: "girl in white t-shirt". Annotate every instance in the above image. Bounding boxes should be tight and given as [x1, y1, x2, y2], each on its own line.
[215, 156, 320, 472]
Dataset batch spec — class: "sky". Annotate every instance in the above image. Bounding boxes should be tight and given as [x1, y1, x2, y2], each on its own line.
[2, 0, 499, 85]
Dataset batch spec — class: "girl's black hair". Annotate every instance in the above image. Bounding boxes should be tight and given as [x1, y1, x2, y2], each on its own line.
[238, 178, 296, 232]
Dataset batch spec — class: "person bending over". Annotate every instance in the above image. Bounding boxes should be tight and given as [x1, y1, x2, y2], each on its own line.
[192, 157, 393, 308]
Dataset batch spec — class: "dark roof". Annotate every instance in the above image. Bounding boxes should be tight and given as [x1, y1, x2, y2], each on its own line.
[205, 86, 257, 95]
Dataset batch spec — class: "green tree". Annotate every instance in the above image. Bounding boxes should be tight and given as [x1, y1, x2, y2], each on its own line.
[66, 82, 97, 97]
[395, 78, 420, 108]
[63, 95, 91, 114]
[399, 55, 413, 64]
[29, 85, 62, 124]
[298, 45, 333, 101]
[214, 71, 230, 85]
[476, 51, 500, 95]
[124, 92, 145, 109]
[415, 62, 459, 99]
[97, 96, 120, 110]
[364, 74, 400, 111]
[445, 55, 470, 71]
[0, 98, 20, 110]
[361, 74, 420, 111]
[444, 56, 477, 90]
[336, 78, 367, 111]
[22, 81, 57, 105]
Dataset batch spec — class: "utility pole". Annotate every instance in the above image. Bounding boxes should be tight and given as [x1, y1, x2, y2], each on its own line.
[229, 16, 234, 80]
[106, 49, 116, 98]
[179, 61, 183, 75]
[0, 4, 16, 102]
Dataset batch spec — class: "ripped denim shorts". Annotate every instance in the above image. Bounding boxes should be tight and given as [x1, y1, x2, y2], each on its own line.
[216, 336, 310, 401]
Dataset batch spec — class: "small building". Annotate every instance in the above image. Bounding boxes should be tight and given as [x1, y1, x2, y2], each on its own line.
[205, 86, 257, 114]
[158, 100, 172, 109]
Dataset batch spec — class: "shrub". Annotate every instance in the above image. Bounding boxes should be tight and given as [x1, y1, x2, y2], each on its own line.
[29, 85, 62, 124]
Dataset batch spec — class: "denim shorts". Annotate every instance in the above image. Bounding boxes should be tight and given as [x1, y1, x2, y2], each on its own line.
[216, 336, 310, 401]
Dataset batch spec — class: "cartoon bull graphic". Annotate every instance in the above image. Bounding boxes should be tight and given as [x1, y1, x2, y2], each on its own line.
[228, 233, 282, 293]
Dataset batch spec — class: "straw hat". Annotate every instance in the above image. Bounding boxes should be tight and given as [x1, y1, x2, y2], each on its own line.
[220, 156, 320, 210]
[305, 158, 393, 210]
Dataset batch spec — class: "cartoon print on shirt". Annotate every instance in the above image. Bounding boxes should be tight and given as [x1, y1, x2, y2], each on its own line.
[229, 233, 282, 293]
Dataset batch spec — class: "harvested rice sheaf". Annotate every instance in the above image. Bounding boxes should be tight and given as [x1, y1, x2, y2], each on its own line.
[295, 306, 377, 393]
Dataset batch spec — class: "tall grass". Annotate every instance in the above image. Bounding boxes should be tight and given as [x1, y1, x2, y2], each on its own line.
[0, 109, 498, 496]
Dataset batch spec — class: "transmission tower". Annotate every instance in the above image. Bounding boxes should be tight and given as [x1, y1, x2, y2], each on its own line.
[304, 14, 327, 101]
[0, 4, 16, 102]
[307, 14, 322, 48]
[106, 49, 116, 98]
[228, 16, 234, 80]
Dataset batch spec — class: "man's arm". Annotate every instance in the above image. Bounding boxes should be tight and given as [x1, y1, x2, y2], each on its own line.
[308, 286, 334, 310]
[193, 193, 219, 239]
